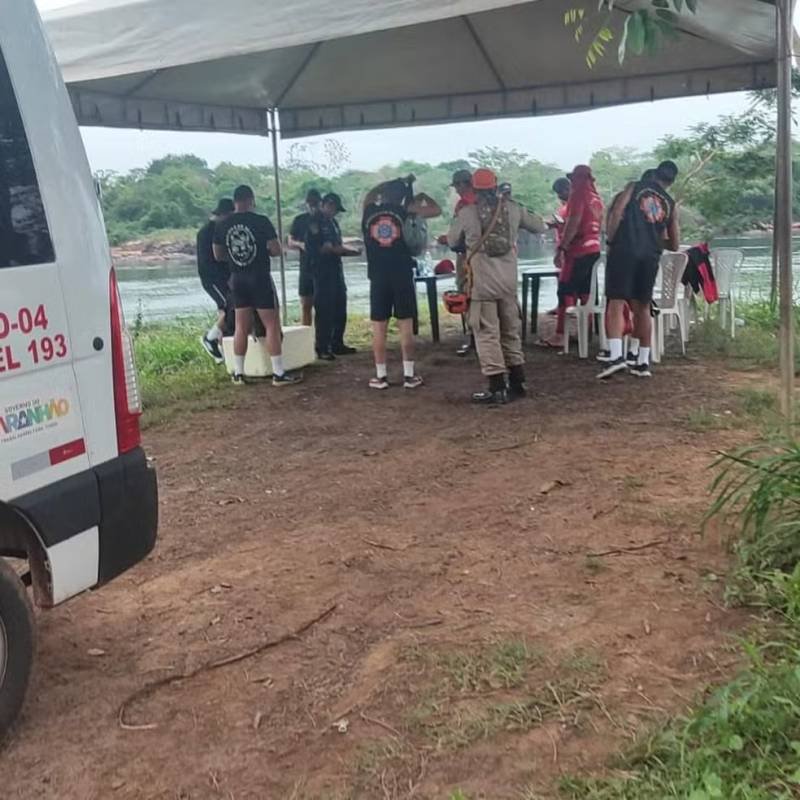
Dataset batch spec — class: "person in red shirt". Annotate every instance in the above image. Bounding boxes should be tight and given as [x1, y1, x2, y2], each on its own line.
[540, 166, 603, 349]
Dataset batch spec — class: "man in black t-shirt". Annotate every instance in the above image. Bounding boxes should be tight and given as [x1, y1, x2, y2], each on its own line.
[212, 184, 301, 387]
[362, 177, 441, 390]
[305, 192, 360, 360]
[197, 197, 234, 364]
[599, 160, 680, 380]
[287, 188, 321, 326]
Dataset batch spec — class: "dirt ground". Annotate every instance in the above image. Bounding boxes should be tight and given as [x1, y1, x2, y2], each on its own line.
[1, 326, 762, 800]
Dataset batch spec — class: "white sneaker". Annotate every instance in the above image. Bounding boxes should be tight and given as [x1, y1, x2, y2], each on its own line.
[597, 357, 628, 380]
[628, 363, 652, 378]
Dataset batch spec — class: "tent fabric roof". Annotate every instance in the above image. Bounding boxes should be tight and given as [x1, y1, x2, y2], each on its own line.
[43, 0, 777, 138]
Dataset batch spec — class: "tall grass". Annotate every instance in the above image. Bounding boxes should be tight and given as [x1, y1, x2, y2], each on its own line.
[133, 317, 233, 427]
[691, 300, 800, 371]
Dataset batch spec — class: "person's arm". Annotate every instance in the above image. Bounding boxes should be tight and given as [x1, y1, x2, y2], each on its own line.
[519, 206, 547, 235]
[321, 242, 361, 256]
[556, 202, 581, 251]
[287, 217, 305, 252]
[197, 229, 212, 271]
[446, 211, 466, 249]
[268, 239, 282, 258]
[665, 202, 680, 251]
[606, 183, 634, 243]
[319, 221, 361, 256]
[408, 193, 442, 219]
[211, 224, 227, 264]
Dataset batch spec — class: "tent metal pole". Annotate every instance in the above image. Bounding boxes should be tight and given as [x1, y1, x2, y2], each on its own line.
[269, 107, 288, 325]
[776, 0, 795, 423]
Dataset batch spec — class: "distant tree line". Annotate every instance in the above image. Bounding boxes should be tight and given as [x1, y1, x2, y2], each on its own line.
[97, 104, 798, 247]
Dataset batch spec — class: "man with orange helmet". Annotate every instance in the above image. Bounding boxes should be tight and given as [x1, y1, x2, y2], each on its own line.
[447, 168, 546, 405]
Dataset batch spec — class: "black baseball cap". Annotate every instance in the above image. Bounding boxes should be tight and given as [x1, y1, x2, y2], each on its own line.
[322, 192, 346, 212]
[451, 169, 472, 186]
[212, 198, 235, 215]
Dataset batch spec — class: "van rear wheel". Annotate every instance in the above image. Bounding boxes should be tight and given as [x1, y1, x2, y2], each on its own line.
[0, 559, 35, 744]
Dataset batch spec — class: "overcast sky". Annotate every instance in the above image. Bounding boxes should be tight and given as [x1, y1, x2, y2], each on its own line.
[34, 0, 784, 175]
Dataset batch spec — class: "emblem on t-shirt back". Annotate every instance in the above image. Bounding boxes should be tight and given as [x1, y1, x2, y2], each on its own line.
[226, 224, 258, 268]
[639, 192, 667, 225]
[369, 214, 401, 248]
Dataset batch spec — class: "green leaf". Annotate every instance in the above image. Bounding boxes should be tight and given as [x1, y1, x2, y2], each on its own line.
[686, 0, 698, 12]
[672, 0, 683, 10]
[627, 10, 646, 55]
[727, 734, 745, 751]
[652, 0, 669, 7]
[688, 791, 709, 800]
[704, 772, 723, 798]
[618, 14, 631, 64]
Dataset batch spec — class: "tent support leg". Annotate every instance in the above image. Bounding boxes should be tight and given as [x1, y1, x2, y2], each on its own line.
[776, 0, 795, 425]
[269, 107, 288, 325]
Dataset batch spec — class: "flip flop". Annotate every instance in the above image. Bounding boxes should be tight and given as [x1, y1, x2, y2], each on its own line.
[535, 338, 563, 349]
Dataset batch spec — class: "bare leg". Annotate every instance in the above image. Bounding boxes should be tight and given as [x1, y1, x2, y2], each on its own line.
[256, 308, 283, 356]
[629, 300, 652, 348]
[215, 309, 226, 333]
[234, 308, 252, 357]
[300, 296, 313, 327]
[372, 320, 388, 367]
[398, 318, 415, 363]
[605, 299, 626, 340]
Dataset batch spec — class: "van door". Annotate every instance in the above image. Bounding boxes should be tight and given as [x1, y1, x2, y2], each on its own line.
[0, 43, 93, 502]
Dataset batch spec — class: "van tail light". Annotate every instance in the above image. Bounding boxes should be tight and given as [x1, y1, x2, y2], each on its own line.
[109, 268, 142, 453]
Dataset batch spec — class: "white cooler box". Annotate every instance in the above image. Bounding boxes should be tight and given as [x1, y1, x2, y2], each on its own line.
[222, 325, 315, 377]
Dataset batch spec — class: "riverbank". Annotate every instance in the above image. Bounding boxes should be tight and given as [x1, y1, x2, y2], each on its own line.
[112, 229, 196, 265]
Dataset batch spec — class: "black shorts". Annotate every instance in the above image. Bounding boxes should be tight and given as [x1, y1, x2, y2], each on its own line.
[370, 269, 416, 322]
[298, 262, 314, 299]
[605, 248, 660, 304]
[231, 270, 276, 310]
[558, 252, 599, 300]
[201, 274, 229, 311]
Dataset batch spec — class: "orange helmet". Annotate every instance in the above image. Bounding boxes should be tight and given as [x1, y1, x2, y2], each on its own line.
[472, 168, 498, 191]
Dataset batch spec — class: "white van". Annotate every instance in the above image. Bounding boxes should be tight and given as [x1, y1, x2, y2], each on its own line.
[0, 1, 158, 740]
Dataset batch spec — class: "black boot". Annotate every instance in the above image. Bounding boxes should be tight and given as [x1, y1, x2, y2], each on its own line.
[508, 365, 527, 399]
[472, 373, 509, 405]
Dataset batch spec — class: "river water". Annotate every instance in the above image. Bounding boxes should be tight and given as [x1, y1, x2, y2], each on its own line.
[117, 235, 799, 324]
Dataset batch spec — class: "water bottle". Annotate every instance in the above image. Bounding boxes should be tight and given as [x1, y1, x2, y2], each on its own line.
[424, 250, 434, 276]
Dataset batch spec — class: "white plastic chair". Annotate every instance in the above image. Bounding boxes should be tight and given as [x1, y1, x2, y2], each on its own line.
[563, 257, 603, 359]
[652, 251, 689, 360]
[711, 248, 744, 338]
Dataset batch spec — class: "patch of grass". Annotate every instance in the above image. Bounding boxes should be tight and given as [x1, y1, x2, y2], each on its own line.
[408, 638, 545, 694]
[560, 624, 800, 800]
[684, 406, 734, 433]
[559, 649, 605, 677]
[560, 433, 800, 800]
[690, 300, 800, 372]
[414, 678, 593, 751]
[133, 317, 234, 427]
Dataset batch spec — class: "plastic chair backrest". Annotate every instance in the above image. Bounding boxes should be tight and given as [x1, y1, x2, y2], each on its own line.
[711, 248, 744, 296]
[659, 251, 689, 309]
[586, 256, 602, 309]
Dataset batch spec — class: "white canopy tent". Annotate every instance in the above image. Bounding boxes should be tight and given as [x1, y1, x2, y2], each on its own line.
[42, 0, 795, 418]
[45, 0, 778, 136]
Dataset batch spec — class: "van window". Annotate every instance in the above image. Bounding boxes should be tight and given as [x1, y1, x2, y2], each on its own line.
[0, 48, 55, 268]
